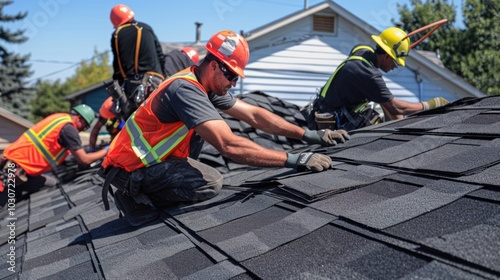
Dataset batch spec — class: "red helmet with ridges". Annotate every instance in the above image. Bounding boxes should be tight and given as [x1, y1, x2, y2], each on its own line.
[110, 4, 135, 28]
[205, 30, 249, 78]
[181, 47, 200, 63]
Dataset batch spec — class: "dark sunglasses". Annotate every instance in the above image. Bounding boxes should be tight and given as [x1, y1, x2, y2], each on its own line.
[217, 61, 239, 82]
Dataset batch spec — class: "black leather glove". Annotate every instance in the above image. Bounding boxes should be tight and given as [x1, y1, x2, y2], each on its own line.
[285, 152, 332, 172]
[302, 128, 350, 146]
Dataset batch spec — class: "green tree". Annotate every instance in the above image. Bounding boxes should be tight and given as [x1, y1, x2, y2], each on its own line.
[30, 49, 112, 121]
[30, 80, 71, 123]
[397, 0, 499, 95]
[459, 0, 499, 95]
[397, 0, 457, 64]
[64, 49, 112, 93]
[0, 0, 35, 119]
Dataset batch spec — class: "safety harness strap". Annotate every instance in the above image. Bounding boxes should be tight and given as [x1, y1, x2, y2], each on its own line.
[114, 23, 143, 79]
[102, 167, 119, 211]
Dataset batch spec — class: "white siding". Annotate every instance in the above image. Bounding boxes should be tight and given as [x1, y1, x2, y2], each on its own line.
[232, 11, 482, 107]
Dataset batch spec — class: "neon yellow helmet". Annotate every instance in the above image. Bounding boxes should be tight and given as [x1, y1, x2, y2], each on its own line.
[371, 27, 410, 66]
[72, 104, 95, 126]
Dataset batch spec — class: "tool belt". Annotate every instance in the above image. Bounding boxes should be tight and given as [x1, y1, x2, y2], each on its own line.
[335, 103, 383, 131]
[304, 96, 383, 131]
[123, 74, 161, 104]
[106, 74, 162, 120]
[100, 166, 153, 210]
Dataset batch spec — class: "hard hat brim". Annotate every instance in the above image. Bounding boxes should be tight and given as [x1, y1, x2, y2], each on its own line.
[371, 35, 406, 67]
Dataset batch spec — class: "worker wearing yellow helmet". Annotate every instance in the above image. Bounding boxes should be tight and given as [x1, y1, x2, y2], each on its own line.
[306, 27, 449, 131]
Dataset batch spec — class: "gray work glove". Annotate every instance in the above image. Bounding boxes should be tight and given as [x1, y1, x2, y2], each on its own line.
[285, 152, 332, 172]
[302, 128, 350, 146]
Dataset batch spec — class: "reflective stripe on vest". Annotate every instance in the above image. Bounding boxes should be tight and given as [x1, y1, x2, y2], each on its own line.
[124, 70, 198, 167]
[23, 115, 71, 170]
[125, 112, 190, 167]
[320, 45, 375, 98]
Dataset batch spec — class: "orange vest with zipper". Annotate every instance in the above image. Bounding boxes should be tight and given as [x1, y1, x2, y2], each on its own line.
[3, 113, 76, 176]
[102, 67, 203, 172]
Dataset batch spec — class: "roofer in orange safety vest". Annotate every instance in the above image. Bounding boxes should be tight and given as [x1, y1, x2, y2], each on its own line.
[304, 27, 450, 131]
[0, 105, 108, 207]
[92, 45, 199, 152]
[88, 96, 125, 152]
[100, 30, 351, 227]
[163, 46, 200, 77]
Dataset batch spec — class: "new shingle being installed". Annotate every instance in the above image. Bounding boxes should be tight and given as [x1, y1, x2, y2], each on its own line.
[1, 93, 500, 279]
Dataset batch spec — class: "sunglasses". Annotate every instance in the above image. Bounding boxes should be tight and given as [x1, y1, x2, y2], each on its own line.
[217, 61, 239, 83]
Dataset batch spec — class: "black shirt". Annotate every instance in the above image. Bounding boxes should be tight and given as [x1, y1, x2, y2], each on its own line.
[164, 49, 196, 77]
[319, 45, 393, 112]
[111, 21, 165, 80]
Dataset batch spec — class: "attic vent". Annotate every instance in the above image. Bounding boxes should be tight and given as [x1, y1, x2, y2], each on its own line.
[313, 15, 335, 33]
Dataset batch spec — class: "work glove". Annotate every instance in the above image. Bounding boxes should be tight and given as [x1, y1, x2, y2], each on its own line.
[285, 152, 332, 172]
[302, 128, 350, 146]
[422, 97, 449, 110]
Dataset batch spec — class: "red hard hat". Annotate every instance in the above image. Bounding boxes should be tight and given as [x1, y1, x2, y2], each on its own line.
[205, 30, 249, 78]
[181, 47, 200, 63]
[99, 97, 115, 119]
[110, 4, 135, 28]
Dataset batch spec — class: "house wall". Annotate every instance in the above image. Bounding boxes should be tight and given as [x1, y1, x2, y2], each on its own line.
[70, 88, 110, 113]
[235, 10, 474, 107]
[0, 115, 33, 153]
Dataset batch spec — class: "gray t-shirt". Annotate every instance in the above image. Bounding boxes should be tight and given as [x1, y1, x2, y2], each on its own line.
[151, 78, 236, 128]
[59, 124, 83, 151]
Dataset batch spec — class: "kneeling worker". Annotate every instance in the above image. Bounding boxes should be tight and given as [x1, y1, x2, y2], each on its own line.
[307, 27, 449, 131]
[101, 30, 350, 226]
[1, 105, 108, 205]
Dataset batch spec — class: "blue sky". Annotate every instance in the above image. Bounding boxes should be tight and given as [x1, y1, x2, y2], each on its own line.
[4, 0, 461, 83]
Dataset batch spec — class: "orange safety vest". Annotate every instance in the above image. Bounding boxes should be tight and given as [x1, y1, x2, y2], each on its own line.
[3, 113, 76, 176]
[102, 67, 203, 172]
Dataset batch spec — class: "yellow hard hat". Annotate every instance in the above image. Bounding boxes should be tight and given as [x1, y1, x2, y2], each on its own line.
[371, 27, 410, 66]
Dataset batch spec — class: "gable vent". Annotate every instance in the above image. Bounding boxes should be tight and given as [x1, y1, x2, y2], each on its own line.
[313, 15, 335, 33]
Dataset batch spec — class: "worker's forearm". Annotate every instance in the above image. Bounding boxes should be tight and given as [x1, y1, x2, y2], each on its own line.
[218, 136, 287, 167]
[250, 108, 305, 139]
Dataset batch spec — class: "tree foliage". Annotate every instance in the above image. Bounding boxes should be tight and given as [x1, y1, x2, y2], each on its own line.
[460, 0, 499, 95]
[397, 0, 499, 95]
[30, 49, 112, 121]
[30, 80, 71, 123]
[0, 0, 35, 119]
[64, 49, 112, 93]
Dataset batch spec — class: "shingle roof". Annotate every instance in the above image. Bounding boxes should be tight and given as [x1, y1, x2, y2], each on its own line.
[2, 93, 500, 279]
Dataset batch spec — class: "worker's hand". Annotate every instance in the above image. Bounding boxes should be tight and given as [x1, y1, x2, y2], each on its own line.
[285, 152, 332, 172]
[104, 146, 110, 152]
[302, 128, 350, 146]
[422, 97, 449, 110]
